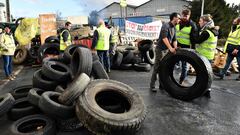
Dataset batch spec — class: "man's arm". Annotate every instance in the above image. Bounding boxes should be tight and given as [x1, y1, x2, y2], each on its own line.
[190, 21, 199, 49]
[91, 30, 98, 49]
[0, 34, 6, 50]
[162, 38, 176, 54]
[62, 31, 71, 47]
[195, 31, 209, 44]
[173, 41, 177, 49]
[172, 30, 177, 49]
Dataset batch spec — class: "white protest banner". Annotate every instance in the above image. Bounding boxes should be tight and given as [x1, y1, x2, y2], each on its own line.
[125, 20, 162, 40]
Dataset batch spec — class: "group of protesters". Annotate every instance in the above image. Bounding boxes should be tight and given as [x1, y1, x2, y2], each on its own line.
[149, 9, 240, 98]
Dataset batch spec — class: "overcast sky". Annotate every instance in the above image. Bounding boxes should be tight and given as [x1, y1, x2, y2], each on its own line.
[10, 0, 240, 18]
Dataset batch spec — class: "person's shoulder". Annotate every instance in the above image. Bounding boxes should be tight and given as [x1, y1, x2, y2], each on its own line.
[189, 20, 197, 27]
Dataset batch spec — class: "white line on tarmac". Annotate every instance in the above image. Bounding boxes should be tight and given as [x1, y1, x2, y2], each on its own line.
[0, 65, 24, 91]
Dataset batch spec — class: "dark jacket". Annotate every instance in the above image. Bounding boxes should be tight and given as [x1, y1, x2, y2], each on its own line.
[195, 27, 219, 46]
[178, 20, 198, 48]
[61, 28, 71, 42]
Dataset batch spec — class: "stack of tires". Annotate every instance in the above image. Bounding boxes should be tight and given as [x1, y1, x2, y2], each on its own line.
[111, 48, 152, 72]
[138, 40, 156, 65]
[13, 36, 60, 65]
[1, 45, 147, 134]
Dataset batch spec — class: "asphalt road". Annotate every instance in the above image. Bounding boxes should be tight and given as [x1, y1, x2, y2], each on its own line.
[0, 65, 240, 135]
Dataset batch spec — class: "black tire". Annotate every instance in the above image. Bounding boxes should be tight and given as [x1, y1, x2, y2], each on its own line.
[11, 85, 33, 99]
[13, 46, 28, 65]
[0, 93, 15, 116]
[58, 73, 90, 105]
[42, 56, 65, 64]
[143, 47, 155, 65]
[39, 92, 75, 119]
[55, 85, 65, 93]
[138, 40, 153, 52]
[112, 51, 123, 67]
[38, 43, 60, 63]
[7, 98, 40, 121]
[56, 117, 83, 132]
[45, 36, 59, 44]
[122, 51, 134, 64]
[125, 46, 137, 51]
[92, 53, 99, 62]
[32, 69, 59, 91]
[159, 48, 213, 101]
[131, 57, 142, 64]
[10, 114, 56, 135]
[120, 63, 133, 70]
[63, 45, 79, 64]
[41, 61, 71, 82]
[92, 61, 109, 79]
[70, 47, 92, 77]
[28, 45, 40, 60]
[27, 88, 45, 106]
[15, 17, 24, 27]
[133, 63, 151, 72]
[76, 79, 146, 135]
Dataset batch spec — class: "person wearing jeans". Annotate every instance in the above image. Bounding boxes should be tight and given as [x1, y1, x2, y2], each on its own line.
[176, 9, 198, 84]
[150, 12, 180, 92]
[0, 26, 16, 81]
[195, 14, 219, 98]
[91, 20, 111, 73]
[216, 17, 240, 80]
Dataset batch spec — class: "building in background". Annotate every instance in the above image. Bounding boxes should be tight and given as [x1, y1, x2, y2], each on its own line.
[98, 0, 188, 28]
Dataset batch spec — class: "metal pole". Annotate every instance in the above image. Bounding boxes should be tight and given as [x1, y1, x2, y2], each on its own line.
[6, 0, 10, 22]
[201, 0, 204, 16]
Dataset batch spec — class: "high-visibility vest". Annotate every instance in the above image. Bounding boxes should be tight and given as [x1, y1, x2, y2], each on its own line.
[60, 29, 71, 51]
[0, 33, 16, 55]
[110, 27, 119, 43]
[176, 24, 192, 46]
[96, 25, 111, 51]
[196, 30, 218, 60]
[224, 25, 240, 52]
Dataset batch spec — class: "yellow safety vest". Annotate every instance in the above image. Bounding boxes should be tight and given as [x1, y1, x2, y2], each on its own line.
[110, 27, 119, 43]
[196, 30, 218, 60]
[176, 24, 192, 46]
[224, 25, 240, 52]
[60, 29, 71, 51]
[96, 25, 111, 50]
[0, 33, 16, 55]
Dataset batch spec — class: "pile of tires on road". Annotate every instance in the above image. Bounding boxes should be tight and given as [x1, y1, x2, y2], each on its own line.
[0, 45, 147, 135]
[111, 40, 156, 72]
[13, 35, 60, 65]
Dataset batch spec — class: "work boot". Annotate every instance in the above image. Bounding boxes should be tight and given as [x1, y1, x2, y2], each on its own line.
[203, 89, 211, 98]
[150, 83, 157, 92]
[6, 76, 14, 81]
[10, 74, 16, 79]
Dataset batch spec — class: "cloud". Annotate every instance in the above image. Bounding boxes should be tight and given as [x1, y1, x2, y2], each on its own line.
[22, 0, 41, 4]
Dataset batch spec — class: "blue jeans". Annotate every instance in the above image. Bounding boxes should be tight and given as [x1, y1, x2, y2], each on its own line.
[180, 61, 188, 82]
[97, 50, 110, 71]
[2, 55, 13, 77]
[221, 54, 240, 75]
